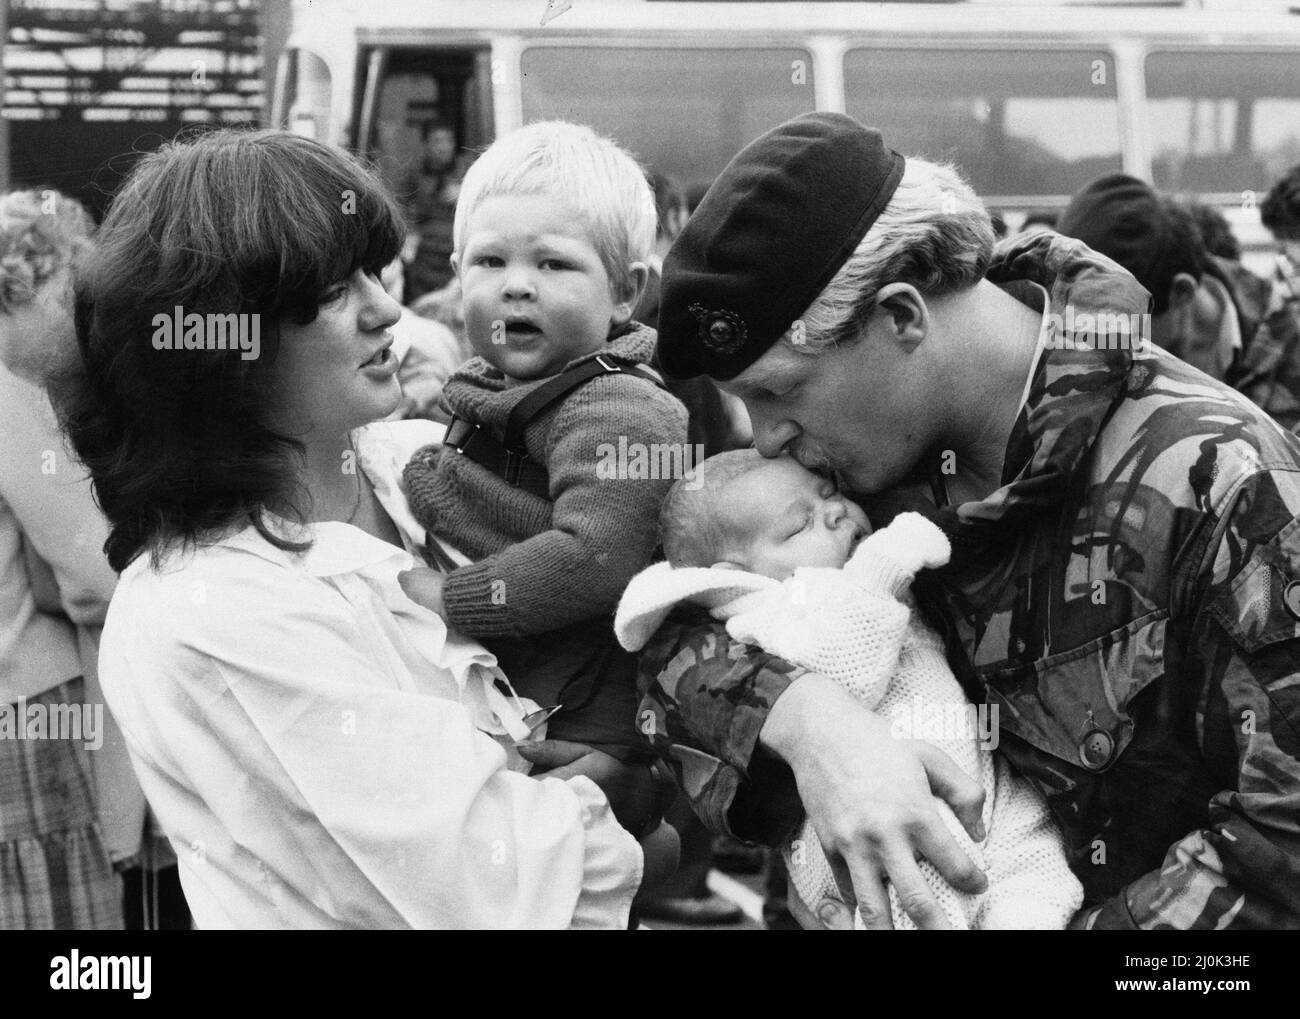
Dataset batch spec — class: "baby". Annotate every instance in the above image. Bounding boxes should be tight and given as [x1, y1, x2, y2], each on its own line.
[616, 450, 1084, 929]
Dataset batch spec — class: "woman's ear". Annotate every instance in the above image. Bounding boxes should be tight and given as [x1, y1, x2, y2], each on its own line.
[449, 251, 461, 278]
[612, 261, 650, 324]
[872, 282, 929, 351]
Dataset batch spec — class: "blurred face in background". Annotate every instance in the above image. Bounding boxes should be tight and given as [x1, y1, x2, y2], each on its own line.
[0, 189, 96, 386]
[0, 263, 77, 385]
[424, 127, 457, 173]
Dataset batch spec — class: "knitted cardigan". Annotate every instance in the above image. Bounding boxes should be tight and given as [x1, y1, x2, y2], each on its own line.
[404, 324, 689, 640]
[616, 513, 1084, 929]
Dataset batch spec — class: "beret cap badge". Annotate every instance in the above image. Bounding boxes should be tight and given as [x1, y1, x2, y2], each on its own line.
[689, 303, 747, 355]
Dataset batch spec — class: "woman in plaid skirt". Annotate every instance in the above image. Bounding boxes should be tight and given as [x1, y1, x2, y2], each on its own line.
[0, 189, 123, 929]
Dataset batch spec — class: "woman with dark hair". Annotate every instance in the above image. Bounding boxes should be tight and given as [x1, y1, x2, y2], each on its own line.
[60, 129, 656, 928]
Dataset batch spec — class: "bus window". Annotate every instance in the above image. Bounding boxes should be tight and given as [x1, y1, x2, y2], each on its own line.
[844, 48, 1121, 200]
[520, 47, 815, 194]
[1145, 51, 1300, 195]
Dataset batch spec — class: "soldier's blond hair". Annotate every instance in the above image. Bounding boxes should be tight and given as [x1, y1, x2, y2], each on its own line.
[787, 158, 994, 354]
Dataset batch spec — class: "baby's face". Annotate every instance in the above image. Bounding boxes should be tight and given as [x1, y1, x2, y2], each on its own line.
[719, 457, 872, 580]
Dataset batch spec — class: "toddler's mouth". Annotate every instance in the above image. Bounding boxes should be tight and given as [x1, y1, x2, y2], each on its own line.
[504, 318, 543, 339]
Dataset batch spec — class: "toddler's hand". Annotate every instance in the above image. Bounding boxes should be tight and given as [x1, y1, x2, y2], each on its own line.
[398, 567, 447, 617]
[517, 739, 661, 837]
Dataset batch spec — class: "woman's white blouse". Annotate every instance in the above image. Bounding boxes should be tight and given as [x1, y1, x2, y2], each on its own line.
[97, 420, 642, 929]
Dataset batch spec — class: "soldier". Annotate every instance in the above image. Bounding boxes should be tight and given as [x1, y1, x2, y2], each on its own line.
[575, 112, 1300, 929]
[1263, 163, 1300, 266]
[1263, 162, 1300, 315]
[1057, 174, 1300, 431]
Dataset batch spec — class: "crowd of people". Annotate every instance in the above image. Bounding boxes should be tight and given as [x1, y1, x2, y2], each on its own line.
[1, 106, 1299, 929]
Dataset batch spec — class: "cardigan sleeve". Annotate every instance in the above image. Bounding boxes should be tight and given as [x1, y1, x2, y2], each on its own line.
[977, 755, 1084, 929]
[723, 573, 909, 710]
[441, 374, 689, 638]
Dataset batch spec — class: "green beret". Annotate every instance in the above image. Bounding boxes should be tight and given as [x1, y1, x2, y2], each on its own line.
[657, 112, 904, 380]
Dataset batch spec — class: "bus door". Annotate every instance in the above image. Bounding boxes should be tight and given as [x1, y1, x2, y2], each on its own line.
[354, 43, 493, 300]
[355, 44, 494, 204]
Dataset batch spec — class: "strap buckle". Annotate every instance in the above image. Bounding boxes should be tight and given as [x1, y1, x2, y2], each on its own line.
[446, 415, 478, 455]
[503, 447, 525, 486]
[594, 354, 622, 373]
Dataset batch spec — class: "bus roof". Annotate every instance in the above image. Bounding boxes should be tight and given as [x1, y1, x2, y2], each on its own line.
[293, 0, 1300, 44]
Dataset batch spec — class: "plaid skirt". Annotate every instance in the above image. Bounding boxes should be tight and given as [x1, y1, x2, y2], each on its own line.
[0, 678, 123, 930]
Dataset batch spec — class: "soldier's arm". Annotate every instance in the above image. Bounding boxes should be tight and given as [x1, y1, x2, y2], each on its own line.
[635, 608, 806, 842]
[1227, 280, 1300, 430]
[635, 605, 992, 931]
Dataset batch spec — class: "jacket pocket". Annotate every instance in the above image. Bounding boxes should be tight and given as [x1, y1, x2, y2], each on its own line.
[981, 611, 1168, 773]
[1207, 514, 1300, 653]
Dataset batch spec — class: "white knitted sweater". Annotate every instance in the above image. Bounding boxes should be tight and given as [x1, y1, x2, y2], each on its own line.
[616, 513, 1083, 929]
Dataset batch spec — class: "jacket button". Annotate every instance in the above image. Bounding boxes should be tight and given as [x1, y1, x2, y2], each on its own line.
[1078, 729, 1115, 770]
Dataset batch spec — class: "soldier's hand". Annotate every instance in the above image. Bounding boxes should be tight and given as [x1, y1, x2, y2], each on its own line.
[760, 672, 987, 930]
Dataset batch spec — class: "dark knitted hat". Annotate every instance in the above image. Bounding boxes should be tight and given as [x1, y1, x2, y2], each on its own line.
[1057, 173, 1205, 315]
[657, 113, 905, 381]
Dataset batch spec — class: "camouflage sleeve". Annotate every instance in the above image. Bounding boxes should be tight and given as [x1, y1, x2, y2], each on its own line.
[1082, 469, 1300, 930]
[635, 608, 807, 843]
[1229, 281, 1300, 431]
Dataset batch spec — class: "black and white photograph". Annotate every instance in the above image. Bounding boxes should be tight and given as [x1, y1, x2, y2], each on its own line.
[0, 0, 1296, 984]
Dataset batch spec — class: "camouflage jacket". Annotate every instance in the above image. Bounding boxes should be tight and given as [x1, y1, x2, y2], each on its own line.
[637, 232, 1300, 930]
[1220, 255, 1300, 431]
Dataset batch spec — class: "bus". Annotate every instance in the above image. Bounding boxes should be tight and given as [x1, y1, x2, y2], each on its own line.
[268, 0, 1300, 269]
